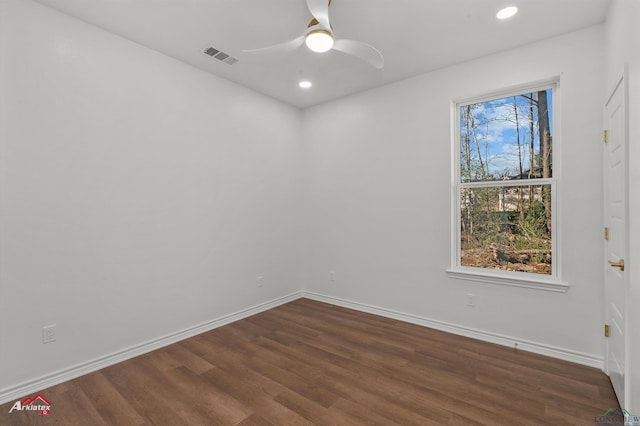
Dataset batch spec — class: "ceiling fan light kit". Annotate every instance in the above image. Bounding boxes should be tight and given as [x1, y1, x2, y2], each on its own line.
[305, 29, 334, 53]
[243, 0, 384, 69]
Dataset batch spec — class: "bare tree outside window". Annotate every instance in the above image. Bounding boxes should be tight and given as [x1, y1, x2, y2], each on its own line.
[457, 88, 553, 275]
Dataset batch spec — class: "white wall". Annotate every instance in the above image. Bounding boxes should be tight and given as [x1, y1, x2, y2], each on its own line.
[0, 0, 302, 394]
[303, 26, 605, 361]
[605, 0, 640, 413]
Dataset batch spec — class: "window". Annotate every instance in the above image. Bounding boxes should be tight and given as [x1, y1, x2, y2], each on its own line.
[449, 81, 566, 291]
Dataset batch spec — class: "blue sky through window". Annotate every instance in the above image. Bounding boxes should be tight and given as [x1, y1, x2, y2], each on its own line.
[460, 89, 552, 181]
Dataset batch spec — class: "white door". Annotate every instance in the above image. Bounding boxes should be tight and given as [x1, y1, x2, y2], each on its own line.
[604, 75, 627, 406]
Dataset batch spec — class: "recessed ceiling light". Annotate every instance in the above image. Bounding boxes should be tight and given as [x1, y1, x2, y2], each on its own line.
[496, 6, 518, 20]
[299, 80, 312, 89]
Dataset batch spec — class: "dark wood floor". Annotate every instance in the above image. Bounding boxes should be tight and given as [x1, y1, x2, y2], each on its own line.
[0, 298, 619, 425]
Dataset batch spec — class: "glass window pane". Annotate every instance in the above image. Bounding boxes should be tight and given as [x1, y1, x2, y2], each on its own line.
[460, 185, 552, 275]
[460, 90, 552, 183]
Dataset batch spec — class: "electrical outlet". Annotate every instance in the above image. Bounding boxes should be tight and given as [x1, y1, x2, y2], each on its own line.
[257, 276, 264, 288]
[42, 325, 56, 343]
[466, 294, 475, 307]
[329, 271, 335, 282]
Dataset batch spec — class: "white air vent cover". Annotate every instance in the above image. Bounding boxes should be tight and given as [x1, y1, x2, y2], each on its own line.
[204, 47, 238, 65]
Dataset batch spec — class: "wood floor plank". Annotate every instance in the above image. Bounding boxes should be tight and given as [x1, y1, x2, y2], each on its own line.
[161, 365, 254, 424]
[252, 329, 497, 425]
[326, 398, 405, 426]
[272, 389, 332, 425]
[74, 372, 146, 426]
[256, 339, 446, 425]
[0, 298, 619, 425]
[242, 354, 339, 409]
[164, 341, 215, 375]
[101, 359, 204, 425]
[49, 387, 108, 426]
[202, 366, 314, 426]
[235, 414, 275, 426]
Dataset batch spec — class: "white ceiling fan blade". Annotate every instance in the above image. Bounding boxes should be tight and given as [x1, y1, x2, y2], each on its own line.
[332, 39, 384, 69]
[243, 34, 305, 54]
[306, 0, 331, 29]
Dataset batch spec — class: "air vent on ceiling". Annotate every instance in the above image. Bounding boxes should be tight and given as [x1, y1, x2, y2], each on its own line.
[204, 47, 238, 65]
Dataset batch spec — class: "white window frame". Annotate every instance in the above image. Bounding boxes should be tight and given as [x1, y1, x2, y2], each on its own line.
[446, 78, 568, 292]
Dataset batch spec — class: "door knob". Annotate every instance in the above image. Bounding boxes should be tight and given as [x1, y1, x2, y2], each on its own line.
[609, 259, 625, 271]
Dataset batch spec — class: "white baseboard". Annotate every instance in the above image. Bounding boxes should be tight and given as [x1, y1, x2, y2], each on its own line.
[0, 291, 302, 405]
[302, 291, 604, 370]
[1, 289, 604, 405]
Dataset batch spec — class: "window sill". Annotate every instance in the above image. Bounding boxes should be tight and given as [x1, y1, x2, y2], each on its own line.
[446, 268, 569, 293]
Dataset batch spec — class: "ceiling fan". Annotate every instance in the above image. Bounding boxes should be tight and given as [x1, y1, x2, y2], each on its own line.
[243, 0, 384, 69]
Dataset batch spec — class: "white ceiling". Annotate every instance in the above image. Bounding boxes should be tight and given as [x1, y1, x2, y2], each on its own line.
[33, 0, 610, 108]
